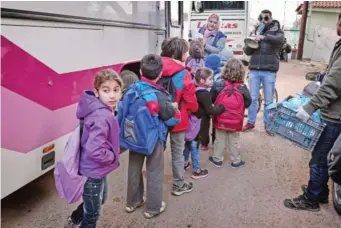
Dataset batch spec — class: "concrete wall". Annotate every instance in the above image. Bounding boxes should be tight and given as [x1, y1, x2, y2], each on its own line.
[303, 7, 340, 63]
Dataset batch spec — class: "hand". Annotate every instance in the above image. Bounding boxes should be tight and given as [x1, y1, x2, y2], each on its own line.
[296, 106, 310, 122]
[218, 104, 225, 111]
[255, 35, 265, 41]
[172, 102, 178, 110]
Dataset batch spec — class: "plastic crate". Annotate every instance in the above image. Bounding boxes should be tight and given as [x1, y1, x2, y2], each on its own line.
[269, 104, 326, 151]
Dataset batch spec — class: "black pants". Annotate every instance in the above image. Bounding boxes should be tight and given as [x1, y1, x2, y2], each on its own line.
[199, 115, 210, 147]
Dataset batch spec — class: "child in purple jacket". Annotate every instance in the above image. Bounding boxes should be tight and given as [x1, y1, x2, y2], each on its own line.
[65, 69, 123, 228]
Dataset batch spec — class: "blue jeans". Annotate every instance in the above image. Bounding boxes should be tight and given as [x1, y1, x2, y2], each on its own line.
[183, 140, 200, 171]
[247, 70, 276, 128]
[71, 177, 107, 228]
[305, 120, 341, 202]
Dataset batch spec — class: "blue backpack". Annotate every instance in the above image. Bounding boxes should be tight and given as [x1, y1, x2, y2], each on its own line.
[118, 84, 167, 155]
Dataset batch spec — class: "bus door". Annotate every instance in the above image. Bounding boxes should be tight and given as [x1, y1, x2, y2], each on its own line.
[165, 1, 184, 38]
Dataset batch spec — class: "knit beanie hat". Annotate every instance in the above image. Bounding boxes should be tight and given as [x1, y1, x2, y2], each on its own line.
[205, 54, 221, 75]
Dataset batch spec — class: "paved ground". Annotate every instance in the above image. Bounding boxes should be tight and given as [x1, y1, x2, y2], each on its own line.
[2, 61, 341, 228]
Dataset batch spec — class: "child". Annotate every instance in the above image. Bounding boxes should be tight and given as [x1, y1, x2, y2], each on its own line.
[209, 58, 251, 168]
[185, 40, 205, 78]
[160, 37, 199, 196]
[120, 70, 139, 91]
[199, 53, 221, 151]
[65, 69, 122, 228]
[184, 68, 225, 179]
[123, 54, 181, 218]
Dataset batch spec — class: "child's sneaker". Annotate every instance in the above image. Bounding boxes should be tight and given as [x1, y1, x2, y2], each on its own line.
[64, 217, 79, 228]
[242, 123, 255, 132]
[191, 169, 208, 179]
[201, 145, 208, 151]
[209, 156, 222, 168]
[231, 160, 245, 169]
[172, 182, 194, 196]
[143, 201, 167, 219]
[184, 161, 191, 171]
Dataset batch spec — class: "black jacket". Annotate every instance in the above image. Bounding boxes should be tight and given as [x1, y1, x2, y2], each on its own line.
[194, 89, 225, 118]
[244, 20, 284, 72]
[210, 79, 251, 108]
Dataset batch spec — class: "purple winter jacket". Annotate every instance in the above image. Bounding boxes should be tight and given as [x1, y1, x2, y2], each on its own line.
[77, 91, 120, 179]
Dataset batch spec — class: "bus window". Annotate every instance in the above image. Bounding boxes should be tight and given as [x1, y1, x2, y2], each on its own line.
[192, 1, 245, 11]
[170, 1, 181, 27]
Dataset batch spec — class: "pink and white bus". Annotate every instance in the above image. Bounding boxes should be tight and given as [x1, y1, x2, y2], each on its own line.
[1, 1, 189, 199]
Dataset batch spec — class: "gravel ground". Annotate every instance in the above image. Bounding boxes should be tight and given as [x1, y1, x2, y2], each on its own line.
[2, 61, 341, 228]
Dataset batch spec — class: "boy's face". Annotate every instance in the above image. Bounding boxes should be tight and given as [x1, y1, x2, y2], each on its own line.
[94, 80, 122, 109]
[181, 51, 189, 63]
[202, 76, 214, 87]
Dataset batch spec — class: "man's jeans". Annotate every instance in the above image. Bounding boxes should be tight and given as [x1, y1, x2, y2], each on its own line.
[184, 140, 200, 171]
[247, 70, 276, 128]
[305, 120, 341, 202]
[71, 177, 107, 228]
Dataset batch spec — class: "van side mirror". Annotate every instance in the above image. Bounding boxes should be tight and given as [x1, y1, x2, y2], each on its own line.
[193, 1, 204, 13]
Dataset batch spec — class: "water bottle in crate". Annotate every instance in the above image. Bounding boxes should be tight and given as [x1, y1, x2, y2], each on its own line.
[269, 104, 326, 151]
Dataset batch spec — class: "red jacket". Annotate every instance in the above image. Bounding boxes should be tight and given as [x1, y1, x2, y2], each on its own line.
[161, 57, 198, 132]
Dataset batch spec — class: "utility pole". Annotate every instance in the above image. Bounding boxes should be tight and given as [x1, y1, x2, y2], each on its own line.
[297, 1, 309, 60]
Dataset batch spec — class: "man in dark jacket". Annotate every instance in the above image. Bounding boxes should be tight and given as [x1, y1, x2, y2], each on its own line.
[242, 9, 284, 135]
[284, 11, 341, 212]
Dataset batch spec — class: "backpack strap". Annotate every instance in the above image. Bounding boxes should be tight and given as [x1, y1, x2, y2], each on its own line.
[228, 83, 235, 97]
[221, 82, 235, 97]
[172, 69, 187, 110]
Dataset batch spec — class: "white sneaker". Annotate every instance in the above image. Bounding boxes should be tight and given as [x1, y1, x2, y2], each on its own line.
[125, 196, 146, 213]
[143, 201, 166, 219]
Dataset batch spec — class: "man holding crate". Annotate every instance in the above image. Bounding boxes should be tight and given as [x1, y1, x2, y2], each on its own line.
[284, 12, 341, 212]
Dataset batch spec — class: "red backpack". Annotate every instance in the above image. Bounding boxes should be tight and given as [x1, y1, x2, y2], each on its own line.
[213, 81, 245, 131]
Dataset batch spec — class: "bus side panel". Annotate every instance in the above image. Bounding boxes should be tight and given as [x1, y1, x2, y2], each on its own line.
[1, 1, 164, 28]
[1, 16, 165, 198]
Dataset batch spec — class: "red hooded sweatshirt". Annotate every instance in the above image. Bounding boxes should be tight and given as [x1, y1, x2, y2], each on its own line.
[161, 57, 199, 132]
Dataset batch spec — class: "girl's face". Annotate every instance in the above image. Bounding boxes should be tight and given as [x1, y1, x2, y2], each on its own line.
[201, 76, 214, 88]
[94, 79, 122, 109]
[207, 17, 219, 31]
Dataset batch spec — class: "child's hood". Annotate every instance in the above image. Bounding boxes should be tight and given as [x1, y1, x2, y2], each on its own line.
[76, 91, 111, 119]
[161, 57, 189, 77]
